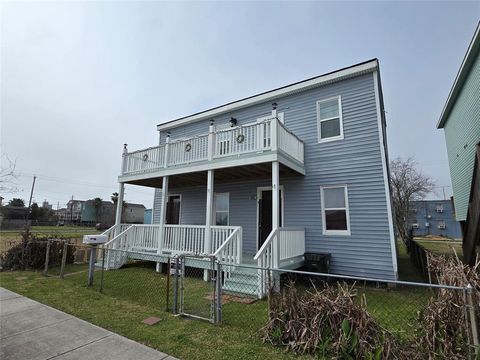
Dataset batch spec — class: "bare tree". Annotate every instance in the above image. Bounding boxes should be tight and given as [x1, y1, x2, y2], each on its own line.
[390, 157, 435, 244]
[0, 154, 19, 194]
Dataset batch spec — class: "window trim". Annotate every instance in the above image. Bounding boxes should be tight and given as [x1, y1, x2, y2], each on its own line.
[317, 96, 344, 143]
[214, 192, 230, 226]
[320, 184, 351, 236]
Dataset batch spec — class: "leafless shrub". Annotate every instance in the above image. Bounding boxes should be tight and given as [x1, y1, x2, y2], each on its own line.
[262, 282, 402, 359]
[413, 252, 479, 359]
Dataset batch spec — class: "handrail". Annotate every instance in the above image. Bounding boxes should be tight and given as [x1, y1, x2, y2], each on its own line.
[126, 145, 164, 156]
[253, 228, 277, 261]
[103, 225, 133, 247]
[213, 227, 240, 256]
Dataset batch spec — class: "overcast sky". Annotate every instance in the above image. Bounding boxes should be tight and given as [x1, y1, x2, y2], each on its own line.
[1, 1, 479, 210]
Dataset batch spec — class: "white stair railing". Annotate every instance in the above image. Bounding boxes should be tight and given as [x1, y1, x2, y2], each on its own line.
[278, 227, 305, 261]
[253, 228, 277, 298]
[213, 227, 242, 269]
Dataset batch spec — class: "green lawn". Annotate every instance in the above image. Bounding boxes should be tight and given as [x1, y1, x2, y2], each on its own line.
[414, 238, 463, 259]
[0, 261, 433, 359]
[396, 240, 425, 282]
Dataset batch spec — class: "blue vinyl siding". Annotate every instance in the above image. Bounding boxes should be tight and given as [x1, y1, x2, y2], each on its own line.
[154, 72, 396, 280]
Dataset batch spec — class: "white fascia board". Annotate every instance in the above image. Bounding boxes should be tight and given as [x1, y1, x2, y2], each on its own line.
[157, 60, 378, 131]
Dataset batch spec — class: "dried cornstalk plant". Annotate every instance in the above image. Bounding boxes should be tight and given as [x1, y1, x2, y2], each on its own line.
[414, 252, 479, 359]
[261, 282, 401, 359]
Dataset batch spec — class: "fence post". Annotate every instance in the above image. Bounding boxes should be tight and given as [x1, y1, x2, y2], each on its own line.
[99, 247, 105, 292]
[173, 256, 179, 314]
[165, 257, 170, 312]
[59, 241, 68, 279]
[216, 261, 222, 324]
[43, 239, 51, 276]
[466, 284, 479, 355]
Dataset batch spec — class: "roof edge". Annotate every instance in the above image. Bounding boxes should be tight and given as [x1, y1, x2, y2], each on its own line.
[157, 58, 379, 131]
[437, 22, 480, 129]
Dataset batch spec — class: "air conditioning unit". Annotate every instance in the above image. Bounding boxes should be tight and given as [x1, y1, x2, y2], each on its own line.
[438, 223, 446, 230]
[412, 223, 419, 229]
[425, 222, 430, 228]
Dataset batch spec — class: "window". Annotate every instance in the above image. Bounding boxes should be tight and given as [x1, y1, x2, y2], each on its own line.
[321, 185, 350, 235]
[436, 204, 444, 213]
[317, 96, 344, 142]
[214, 193, 229, 225]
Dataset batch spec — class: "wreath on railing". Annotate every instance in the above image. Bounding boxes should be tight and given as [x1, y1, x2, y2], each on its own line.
[142, 153, 149, 161]
[185, 143, 192, 152]
[236, 134, 245, 144]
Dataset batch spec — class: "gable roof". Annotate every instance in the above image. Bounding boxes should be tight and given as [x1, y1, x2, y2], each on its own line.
[437, 22, 480, 129]
[157, 58, 379, 131]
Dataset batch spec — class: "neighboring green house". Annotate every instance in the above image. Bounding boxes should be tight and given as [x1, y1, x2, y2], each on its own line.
[437, 22, 480, 264]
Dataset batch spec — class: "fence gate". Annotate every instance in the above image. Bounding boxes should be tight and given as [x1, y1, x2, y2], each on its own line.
[176, 254, 221, 323]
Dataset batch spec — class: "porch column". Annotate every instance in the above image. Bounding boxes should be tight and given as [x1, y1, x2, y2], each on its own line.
[114, 144, 128, 236]
[156, 176, 169, 272]
[205, 169, 214, 254]
[114, 183, 125, 234]
[272, 161, 280, 268]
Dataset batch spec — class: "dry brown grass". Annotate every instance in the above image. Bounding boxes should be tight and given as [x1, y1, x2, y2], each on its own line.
[262, 282, 402, 359]
[413, 252, 479, 359]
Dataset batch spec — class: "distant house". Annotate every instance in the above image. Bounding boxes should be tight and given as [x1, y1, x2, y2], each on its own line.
[437, 22, 480, 264]
[65, 200, 85, 223]
[144, 209, 152, 224]
[122, 203, 146, 224]
[81, 200, 115, 225]
[408, 200, 462, 239]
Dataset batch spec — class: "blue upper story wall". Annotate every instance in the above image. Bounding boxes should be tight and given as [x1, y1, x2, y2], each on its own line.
[153, 69, 397, 280]
[408, 200, 462, 239]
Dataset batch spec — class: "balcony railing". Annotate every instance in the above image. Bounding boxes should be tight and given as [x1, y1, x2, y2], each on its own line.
[121, 117, 304, 176]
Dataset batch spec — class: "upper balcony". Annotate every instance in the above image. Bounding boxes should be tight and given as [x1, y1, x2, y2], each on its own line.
[119, 115, 305, 186]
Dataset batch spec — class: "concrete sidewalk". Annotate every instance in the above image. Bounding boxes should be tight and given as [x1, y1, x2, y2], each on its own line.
[0, 287, 177, 360]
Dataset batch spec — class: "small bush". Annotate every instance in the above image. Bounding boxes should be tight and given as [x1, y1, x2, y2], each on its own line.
[1, 236, 75, 271]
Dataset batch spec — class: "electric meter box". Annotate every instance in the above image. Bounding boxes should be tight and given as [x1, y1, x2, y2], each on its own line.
[83, 234, 108, 245]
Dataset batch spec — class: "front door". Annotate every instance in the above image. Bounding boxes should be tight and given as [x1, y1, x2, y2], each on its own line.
[166, 195, 181, 224]
[258, 189, 282, 250]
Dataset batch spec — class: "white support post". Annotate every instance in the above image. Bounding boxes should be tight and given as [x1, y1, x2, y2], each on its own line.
[270, 116, 278, 152]
[204, 169, 214, 281]
[272, 161, 280, 268]
[114, 144, 128, 237]
[164, 134, 170, 168]
[207, 122, 215, 161]
[205, 170, 214, 254]
[156, 176, 169, 272]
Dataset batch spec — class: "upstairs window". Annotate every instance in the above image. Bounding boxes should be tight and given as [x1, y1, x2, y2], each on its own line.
[317, 96, 344, 142]
[321, 185, 350, 235]
[214, 193, 230, 225]
[436, 204, 444, 213]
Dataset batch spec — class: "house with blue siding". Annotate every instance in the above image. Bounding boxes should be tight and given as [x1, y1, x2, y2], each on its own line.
[408, 200, 462, 239]
[102, 59, 398, 296]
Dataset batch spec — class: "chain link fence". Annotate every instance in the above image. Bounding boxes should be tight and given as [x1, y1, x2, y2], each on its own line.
[7, 242, 477, 358]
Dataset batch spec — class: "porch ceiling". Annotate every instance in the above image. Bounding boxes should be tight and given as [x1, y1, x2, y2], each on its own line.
[125, 162, 301, 189]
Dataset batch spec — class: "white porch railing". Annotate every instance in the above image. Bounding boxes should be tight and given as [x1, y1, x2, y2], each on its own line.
[163, 225, 206, 254]
[278, 227, 305, 260]
[253, 227, 305, 297]
[101, 223, 132, 241]
[277, 123, 304, 163]
[121, 116, 304, 176]
[213, 226, 242, 267]
[101, 224, 241, 269]
[167, 134, 209, 166]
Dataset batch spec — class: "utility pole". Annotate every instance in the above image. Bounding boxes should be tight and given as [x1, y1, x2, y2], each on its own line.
[25, 176, 37, 231]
